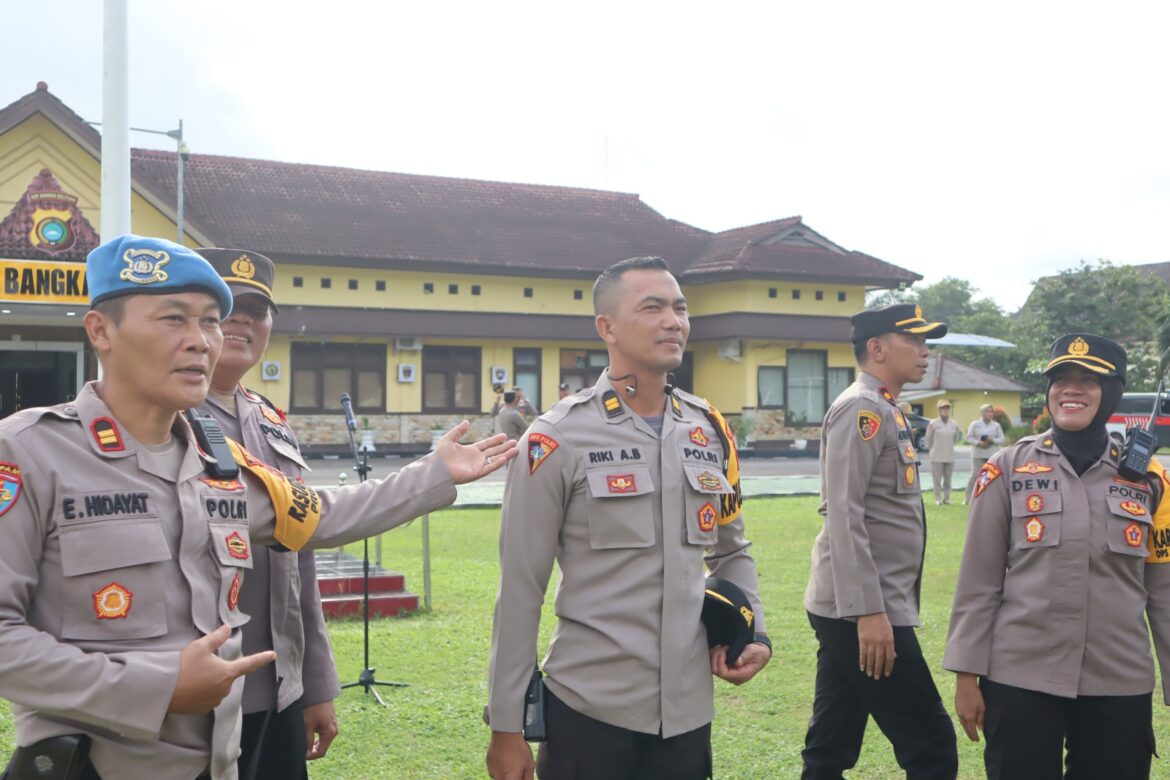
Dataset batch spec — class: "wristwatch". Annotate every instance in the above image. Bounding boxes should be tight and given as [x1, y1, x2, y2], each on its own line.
[752, 633, 772, 654]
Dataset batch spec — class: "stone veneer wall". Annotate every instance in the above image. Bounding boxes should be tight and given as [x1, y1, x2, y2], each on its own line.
[739, 409, 823, 443]
[289, 414, 498, 447]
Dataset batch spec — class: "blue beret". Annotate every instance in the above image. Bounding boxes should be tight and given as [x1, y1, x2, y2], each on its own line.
[87, 234, 233, 316]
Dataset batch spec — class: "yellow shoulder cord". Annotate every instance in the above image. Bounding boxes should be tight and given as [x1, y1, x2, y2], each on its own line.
[227, 439, 320, 552]
[1146, 458, 1170, 564]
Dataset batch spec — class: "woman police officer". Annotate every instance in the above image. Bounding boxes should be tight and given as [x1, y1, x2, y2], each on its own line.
[943, 333, 1170, 779]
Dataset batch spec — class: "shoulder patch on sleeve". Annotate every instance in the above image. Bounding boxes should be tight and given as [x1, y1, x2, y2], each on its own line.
[527, 432, 560, 475]
[857, 409, 881, 441]
[227, 439, 320, 551]
[973, 462, 1002, 498]
[0, 462, 23, 517]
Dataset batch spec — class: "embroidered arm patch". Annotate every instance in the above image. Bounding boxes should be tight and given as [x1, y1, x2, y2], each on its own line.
[227, 439, 320, 551]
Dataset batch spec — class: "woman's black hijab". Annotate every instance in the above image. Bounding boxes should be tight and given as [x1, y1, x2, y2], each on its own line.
[1043, 334, 1127, 476]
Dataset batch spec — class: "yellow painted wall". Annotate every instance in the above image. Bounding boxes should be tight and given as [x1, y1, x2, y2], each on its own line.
[0, 113, 197, 246]
[686, 280, 866, 318]
[693, 339, 858, 412]
[920, 390, 1023, 433]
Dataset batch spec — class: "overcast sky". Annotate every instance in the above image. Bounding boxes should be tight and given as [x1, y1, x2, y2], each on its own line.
[4, 1, 1169, 311]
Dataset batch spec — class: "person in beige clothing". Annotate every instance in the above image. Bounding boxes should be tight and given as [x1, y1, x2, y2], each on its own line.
[945, 334, 1170, 779]
[0, 235, 516, 780]
[495, 390, 528, 441]
[486, 257, 769, 780]
[925, 399, 962, 505]
[964, 403, 1004, 504]
[802, 303, 957, 780]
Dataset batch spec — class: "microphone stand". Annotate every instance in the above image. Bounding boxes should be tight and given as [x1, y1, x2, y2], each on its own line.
[338, 394, 406, 706]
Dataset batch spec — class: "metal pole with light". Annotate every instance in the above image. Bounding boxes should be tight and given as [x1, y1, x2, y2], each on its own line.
[85, 121, 188, 240]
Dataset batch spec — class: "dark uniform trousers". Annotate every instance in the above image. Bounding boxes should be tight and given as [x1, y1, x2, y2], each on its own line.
[801, 613, 957, 780]
[980, 678, 1155, 780]
[536, 690, 712, 780]
[1, 763, 210, 780]
[238, 696, 309, 780]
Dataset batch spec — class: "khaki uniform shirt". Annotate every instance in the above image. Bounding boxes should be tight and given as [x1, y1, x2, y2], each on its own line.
[487, 372, 764, 738]
[966, 418, 1004, 460]
[805, 371, 926, 626]
[0, 383, 456, 780]
[495, 405, 527, 441]
[200, 387, 340, 714]
[925, 418, 961, 463]
[944, 433, 1170, 700]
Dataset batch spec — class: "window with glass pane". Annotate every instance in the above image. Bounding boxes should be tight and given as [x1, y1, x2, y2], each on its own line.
[514, 348, 541, 411]
[786, 350, 828, 423]
[559, 349, 609, 391]
[290, 343, 385, 413]
[758, 366, 786, 408]
[423, 346, 481, 412]
[827, 367, 855, 403]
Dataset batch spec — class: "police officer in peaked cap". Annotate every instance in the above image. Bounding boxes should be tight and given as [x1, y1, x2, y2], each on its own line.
[196, 247, 340, 779]
[946, 333, 1170, 779]
[802, 302, 959, 779]
[0, 235, 515, 780]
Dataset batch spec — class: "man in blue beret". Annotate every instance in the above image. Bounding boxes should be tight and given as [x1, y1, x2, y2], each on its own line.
[0, 235, 517, 779]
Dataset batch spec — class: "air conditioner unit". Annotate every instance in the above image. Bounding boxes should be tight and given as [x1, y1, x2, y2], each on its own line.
[395, 336, 422, 351]
[260, 360, 282, 381]
[718, 339, 742, 361]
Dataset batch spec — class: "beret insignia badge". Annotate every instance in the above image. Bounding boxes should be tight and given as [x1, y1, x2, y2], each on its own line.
[119, 248, 170, 285]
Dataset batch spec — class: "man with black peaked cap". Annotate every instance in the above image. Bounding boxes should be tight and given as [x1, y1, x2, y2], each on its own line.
[802, 303, 959, 779]
[195, 248, 340, 779]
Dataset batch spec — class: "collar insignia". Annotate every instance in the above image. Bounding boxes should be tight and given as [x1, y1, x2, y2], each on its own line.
[91, 417, 125, 452]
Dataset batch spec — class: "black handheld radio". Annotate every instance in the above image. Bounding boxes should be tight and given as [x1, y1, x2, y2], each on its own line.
[185, 409, 240, 480]
[522, 665, 547, 742]
[1118, 380, 1164, 481]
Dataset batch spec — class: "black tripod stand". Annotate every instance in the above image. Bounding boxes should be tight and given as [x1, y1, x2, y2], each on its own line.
[338, 393, 407, 706]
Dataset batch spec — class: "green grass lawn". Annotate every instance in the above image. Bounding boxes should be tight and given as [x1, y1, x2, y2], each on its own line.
[4, 497, 1170, 778]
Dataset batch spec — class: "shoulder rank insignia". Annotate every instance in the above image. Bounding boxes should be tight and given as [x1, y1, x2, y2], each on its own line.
[1024, 517, 1045, 543]
[528, 432, 559, 475]
[120, 247, 170, 285]
[689, 427, 709, 447]
[93, 582, 132, 619]
[670, 394, 682, 416]
[1014, 462, 1053, 475]
[602, 390, 623, 418]
[879, 387, 896, 405]
[974, 462, 1002, 497]
[0, 462, 22, 518]
[91, 417, 125, 452]
[1125, 522, 1144, 547]
[858, 410, 881, 441]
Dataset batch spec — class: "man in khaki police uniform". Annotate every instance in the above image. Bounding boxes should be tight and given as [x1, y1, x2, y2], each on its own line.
[485, 257, 771, 780]
[196, 248, 338, 778]
[802, 303, 958, 779]
[945, 334, 1170, 778]
[925, 399, 962, 505]
[0, 235, 516, 780]
[495, 390, 527, 442]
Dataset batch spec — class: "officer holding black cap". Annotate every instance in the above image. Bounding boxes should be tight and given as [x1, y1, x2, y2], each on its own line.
[802, 303, 958, 779]
[195, 248, 340, 778]
[945, 333, 1170, 779]
[0, 235, 515, 780]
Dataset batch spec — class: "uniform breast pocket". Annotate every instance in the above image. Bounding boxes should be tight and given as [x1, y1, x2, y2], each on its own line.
[584, 465, 656, 549]
[58, 517, 172, 641]
[895, 442, 920, 495]
[1105, 495, 1153, 557]
[208, 521, 254, 626]
[1009, 490, 1062, 550]
[682, 465, 733, 546]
